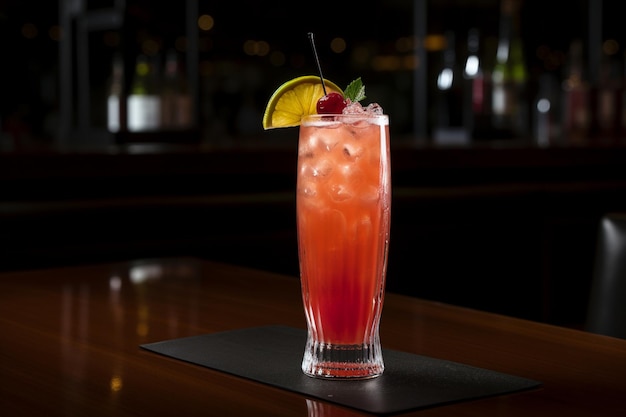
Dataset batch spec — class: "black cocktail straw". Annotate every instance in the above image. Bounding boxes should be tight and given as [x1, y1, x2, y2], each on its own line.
[307, 32, 327, 96]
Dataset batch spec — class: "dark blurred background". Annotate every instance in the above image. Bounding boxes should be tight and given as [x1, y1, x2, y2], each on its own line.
[2, 1, 626, 331]
[1, 0, 624, 148]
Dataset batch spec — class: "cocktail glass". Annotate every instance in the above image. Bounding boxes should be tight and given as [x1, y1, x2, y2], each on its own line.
[297, 112, 391, 379]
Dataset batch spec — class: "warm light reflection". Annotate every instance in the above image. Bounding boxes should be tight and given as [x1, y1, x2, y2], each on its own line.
[562, 73, 583, 91]
[137, 305, 150, 337]
[60, 284, 89, 382]
[243, 39, 270, 56]
[243, 39, 256, 56]
[372, 55, 401, 71]
[198, 14, 214, 31]
[110, 375, 123, 392]
[424, 34, 446, 51]
[330, 37, 346, 53]
[108, 273, 126, 398]
[130, 263, 161, 338]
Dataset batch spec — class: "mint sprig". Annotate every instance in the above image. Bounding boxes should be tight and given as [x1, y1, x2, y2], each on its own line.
[343, 78, 366, 103]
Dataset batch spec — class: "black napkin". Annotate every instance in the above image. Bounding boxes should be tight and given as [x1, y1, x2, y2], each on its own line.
[141, 325, 540, 415]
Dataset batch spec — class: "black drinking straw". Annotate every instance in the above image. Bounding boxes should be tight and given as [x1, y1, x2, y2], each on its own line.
[307, 32, 327, 96]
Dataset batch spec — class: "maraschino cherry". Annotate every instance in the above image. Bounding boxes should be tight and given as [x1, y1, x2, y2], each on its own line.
[308, 32, 346, 115]
[316, 92, 346, 114]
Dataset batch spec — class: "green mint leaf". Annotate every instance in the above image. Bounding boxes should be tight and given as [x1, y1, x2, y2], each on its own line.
[343, 77, 366, 103]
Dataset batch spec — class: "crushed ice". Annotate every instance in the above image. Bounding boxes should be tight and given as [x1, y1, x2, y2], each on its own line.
[342, 100, 384, 115]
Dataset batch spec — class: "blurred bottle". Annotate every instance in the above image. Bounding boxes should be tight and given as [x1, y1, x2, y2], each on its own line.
[590, 49, 622, 141]
[533, 73, 560, 147]
[433, 31, 469, 145]
[107, 54, 125, 133]
[491, 0, 528, 140]
[561, 40, 590, 144]
[463, 28, 490, 139]
[127, 54, 161, 132]
[161, 49, 192, 130]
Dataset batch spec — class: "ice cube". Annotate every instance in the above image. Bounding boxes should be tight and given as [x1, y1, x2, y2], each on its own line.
[329, 183, 353, 202]
[298, 181, 317, 198]
[342, 141, 364, 160]
[338, 163, 364, 187]
[316, 133, 339, 152]
[312, 159, 333, 178]
[298, 141, 315, 158]
[300, 159, 333, 179]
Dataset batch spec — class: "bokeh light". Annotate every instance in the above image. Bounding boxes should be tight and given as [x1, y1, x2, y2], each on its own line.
[330, 37, 346, 54]
[198, 14, 214, 31]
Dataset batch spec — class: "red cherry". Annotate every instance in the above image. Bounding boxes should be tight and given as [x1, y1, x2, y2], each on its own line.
[316, 92, 347, 114]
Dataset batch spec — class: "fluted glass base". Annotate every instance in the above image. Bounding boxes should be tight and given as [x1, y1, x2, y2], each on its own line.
[301, 336, 384, 379]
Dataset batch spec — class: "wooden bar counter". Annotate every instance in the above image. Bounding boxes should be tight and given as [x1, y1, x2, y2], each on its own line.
[1, 256, 624, 416]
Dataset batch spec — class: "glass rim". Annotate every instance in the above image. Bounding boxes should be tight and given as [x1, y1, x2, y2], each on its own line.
[300, 113, 389, 125]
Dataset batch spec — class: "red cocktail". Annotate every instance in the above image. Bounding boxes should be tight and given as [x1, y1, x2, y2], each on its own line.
[297, 111, 391, 378]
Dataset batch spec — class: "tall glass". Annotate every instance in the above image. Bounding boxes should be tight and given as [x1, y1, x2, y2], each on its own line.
[297, 113, 391, 379]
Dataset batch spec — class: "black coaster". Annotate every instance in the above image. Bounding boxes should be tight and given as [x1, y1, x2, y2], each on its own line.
[141, 325, 540, 415]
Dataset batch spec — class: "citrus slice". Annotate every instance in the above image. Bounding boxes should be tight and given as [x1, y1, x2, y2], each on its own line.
[262, 75, 343, 129]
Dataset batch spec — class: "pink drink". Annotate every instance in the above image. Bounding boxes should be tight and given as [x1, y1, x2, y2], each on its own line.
[297, 112, 391, 378]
